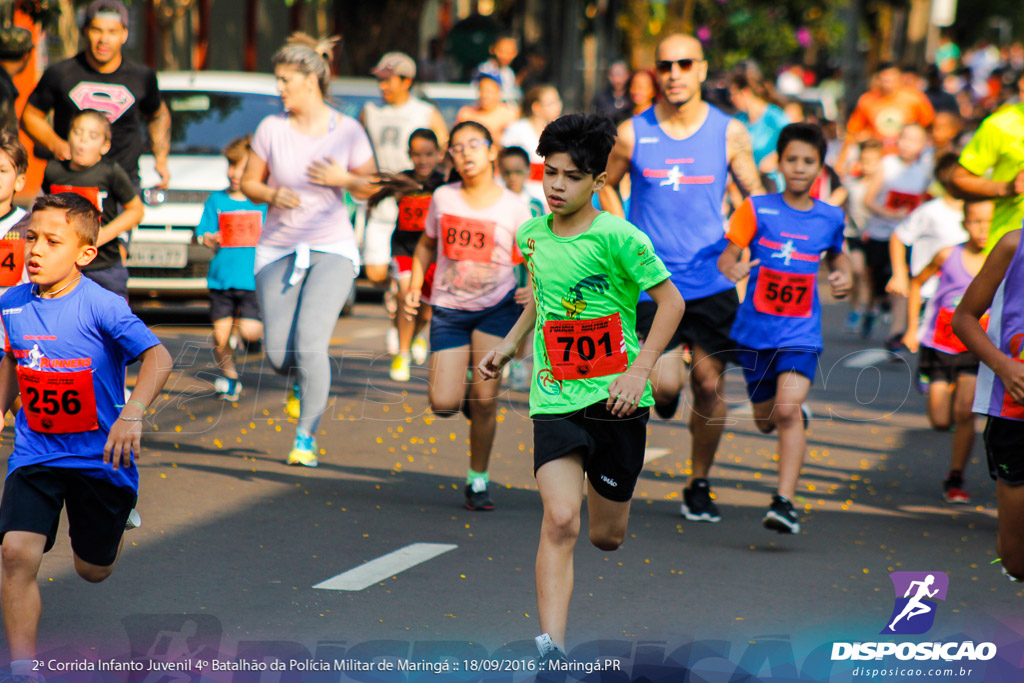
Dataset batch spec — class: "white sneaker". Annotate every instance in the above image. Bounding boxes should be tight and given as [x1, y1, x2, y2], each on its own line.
[125, 508, 142, 530]
[508, 360, 531, 392]
[390, 354, 411, 382]
[411, 336, 428, 365]
[385, 327, 400, 356]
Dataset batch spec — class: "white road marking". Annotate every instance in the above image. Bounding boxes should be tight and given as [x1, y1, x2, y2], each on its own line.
[644, 447, 671, 464]
[313, 543, 458, 591]
[843, 349, 895, 369]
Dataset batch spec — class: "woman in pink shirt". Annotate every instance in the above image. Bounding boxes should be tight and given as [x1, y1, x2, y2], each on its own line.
[241, 33, 377, 468]
[406, 120, 532, 511]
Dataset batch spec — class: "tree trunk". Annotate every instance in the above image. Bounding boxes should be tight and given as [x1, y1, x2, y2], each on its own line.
[333, 0, 426, 75]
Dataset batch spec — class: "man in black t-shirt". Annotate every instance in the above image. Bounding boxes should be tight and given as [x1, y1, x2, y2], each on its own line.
[42, 109, 143, 297]
[21, 0, 170, 190]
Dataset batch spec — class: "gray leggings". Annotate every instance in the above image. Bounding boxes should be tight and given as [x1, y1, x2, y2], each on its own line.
[255, 251, 354, 433]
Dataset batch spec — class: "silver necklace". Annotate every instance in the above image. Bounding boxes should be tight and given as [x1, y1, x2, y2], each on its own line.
[35, 275, 82, 299]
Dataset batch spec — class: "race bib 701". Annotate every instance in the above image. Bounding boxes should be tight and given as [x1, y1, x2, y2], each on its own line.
[542, 313, 628, 381]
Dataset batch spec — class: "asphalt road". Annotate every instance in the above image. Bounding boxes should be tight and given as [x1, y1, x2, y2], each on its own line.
[3, 301, 1022, 682]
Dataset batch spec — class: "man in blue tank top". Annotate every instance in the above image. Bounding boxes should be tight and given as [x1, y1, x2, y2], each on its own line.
[601, 33, 764, 523]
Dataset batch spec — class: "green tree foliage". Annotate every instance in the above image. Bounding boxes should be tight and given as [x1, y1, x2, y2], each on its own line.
[622, 0, 844, 73]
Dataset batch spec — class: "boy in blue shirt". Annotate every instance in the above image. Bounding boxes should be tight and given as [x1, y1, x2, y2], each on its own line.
[0, 193, 172, 678]
[719, 123, 852, 534]
[195, 135, 266, 401]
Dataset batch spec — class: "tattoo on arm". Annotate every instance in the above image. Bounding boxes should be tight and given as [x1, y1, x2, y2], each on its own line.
[727, 122, 765, 197]
[148, 104, 171, 158]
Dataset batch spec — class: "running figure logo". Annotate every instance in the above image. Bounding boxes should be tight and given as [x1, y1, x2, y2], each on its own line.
[26, 343, 43, 370]
[772, 240, 797, 266]
[882, 571, 949, 635]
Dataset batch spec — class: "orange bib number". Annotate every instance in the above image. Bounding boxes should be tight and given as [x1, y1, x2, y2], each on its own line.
[16, 367, 98, 433]
[752, 268, 815, 318]
[51, 185, 101, 211]
[218, 211, 262, 248]
[932, 307, 988, 354]
[0, 238, 24, 286]
[885, 190, 922, 212]
[440, 215, 495, 263]
[397, 195, 431, 232]
[542, 313, 628, 381]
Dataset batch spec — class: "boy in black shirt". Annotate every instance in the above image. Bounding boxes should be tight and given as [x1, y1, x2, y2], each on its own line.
[21, 0, 170, 188]
[43, 109, 143, 297]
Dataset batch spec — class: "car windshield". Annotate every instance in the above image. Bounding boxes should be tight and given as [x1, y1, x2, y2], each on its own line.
[165, 90, 283, 155]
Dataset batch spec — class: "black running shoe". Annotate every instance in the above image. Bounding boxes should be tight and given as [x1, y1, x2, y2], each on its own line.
[654, 392, 680, 420]
[763, 494, 800, 534]
[464, 483, 494, 511]
[681, 478, 721, 522]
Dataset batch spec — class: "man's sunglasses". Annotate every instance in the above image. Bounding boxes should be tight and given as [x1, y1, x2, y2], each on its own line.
[655, 58, 698, 74]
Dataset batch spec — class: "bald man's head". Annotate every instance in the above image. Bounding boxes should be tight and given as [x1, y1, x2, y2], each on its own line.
[656, 34, 704, 61]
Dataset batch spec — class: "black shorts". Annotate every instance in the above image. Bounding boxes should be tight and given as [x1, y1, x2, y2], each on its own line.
[984, 416, 1024, 485]
[917, 346, 980, 385]
[533, 402, 650, 502]
[636, 288, 738, 361]
[864, 238, 892, 299]
[845, 236, 866, 253]
[0, 464, 136, 566]
[209, 288, 261, 322]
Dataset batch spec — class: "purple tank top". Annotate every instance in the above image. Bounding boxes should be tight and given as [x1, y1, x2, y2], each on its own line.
[974, 232, 1024, 421]
[921, 244, 975, 354]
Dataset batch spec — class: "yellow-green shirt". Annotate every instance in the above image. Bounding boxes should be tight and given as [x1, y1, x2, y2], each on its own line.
[958, 103, 1024, 253]
[518, 212, 671, 416]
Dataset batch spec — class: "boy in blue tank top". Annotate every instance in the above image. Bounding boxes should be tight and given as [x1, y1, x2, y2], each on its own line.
[719, 123, 851, 534]
[0, 193, 172, 676]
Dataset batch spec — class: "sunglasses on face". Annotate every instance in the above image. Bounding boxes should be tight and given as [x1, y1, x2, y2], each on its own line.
[655, 58, 698, 74]
[449, 138, 491, 155]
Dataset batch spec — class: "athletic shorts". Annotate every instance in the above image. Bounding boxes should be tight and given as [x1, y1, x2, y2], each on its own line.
[83, 263, 129, 299]
[0, 464, 136, 566]
[864, 238, 893, 299]
[429, 289, 521, 352]
[209, 288, 261, 322]
[736, 346, 819, 404]
[533, 401, 650, 502]
[636, 288, 738, 361]
[984, 416, 1024, 485]
[390, 257, 435, 303]
[845, 236, 866, 253]
[391, 229, 421, 261]
[917, 346, 980, 385]
[363, 202, 398, 267]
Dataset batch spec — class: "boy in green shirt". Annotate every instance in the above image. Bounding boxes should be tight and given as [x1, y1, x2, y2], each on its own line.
[479, 113, 684, 661]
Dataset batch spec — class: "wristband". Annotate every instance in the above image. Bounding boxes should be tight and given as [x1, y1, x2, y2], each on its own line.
[126, 399, 147, 410]
[119, 416, 143, 422]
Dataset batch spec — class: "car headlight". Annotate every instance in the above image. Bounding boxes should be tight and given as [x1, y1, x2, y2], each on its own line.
[143, 188, 166, 206]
